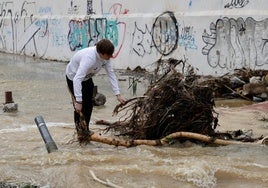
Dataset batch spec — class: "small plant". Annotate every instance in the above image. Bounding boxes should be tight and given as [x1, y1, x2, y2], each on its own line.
[128, 76, 139, 95]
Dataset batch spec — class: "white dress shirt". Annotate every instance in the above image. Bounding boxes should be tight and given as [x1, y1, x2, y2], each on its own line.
[66, 46, 120, 102]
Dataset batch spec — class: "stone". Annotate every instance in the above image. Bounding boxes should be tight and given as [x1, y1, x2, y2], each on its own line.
[3, 103, 18, 112]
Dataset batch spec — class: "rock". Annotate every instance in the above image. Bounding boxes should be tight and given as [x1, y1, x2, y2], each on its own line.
[230, 76, 246, 88]
[249, 76, 261, 84]
[263, 74, 268, 84]
[93, 93, 106, 106]
[3, 103, 18, 112]
[242, 83, 268, 95]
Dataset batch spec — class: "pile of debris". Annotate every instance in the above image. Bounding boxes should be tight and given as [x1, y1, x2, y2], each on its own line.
[71, 58, 266, 146]
[106, 58, 218, 140]
[105, 58, 267, 142]
[197, 68, 268, 102]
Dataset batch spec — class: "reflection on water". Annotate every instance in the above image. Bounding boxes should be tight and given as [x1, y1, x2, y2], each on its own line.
[0, 53, 267, 188]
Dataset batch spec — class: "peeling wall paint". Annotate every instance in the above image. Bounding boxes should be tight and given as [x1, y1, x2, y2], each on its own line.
[0, 0, 268, 75]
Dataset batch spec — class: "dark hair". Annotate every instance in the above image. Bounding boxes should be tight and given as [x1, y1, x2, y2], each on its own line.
[96, 39, 114, 56]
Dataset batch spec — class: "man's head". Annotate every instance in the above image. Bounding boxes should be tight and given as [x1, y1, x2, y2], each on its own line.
[96, 39, 114, 60]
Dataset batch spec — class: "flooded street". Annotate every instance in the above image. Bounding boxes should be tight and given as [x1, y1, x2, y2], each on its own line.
[0, 53, 267, 188]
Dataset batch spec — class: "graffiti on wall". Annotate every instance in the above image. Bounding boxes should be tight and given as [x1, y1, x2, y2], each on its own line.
[2, 0, 265, 75]
[202, 17, 268, 70]
[67, 3, 126, 58]
[0, 1, 51, 57]
[188, 0, 193, 7]
[131, 22, 153, 57]
[68, 0, 79, 14]
[188, 0, 249, 9]
[224, 0, 249, 9]
[132, 11, 197, 57]
[68, 18, 120, 50]
[67, 9, 197, 58]
[87, 0, 93, 15]
[152, 11, 178, 56]
[178, 23, 198, 50]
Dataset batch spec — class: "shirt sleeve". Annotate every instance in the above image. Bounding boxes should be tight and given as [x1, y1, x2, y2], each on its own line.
[104, 61, 120, 95]
[73, 57, 93, 102]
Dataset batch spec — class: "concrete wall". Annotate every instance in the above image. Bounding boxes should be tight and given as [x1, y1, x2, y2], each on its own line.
[0, 0, 268, 75]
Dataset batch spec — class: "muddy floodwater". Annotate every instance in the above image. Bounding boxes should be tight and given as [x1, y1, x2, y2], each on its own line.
[0, 53, 267, 188]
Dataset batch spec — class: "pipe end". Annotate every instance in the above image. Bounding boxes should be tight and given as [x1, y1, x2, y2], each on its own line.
[46, 142, 58, 153]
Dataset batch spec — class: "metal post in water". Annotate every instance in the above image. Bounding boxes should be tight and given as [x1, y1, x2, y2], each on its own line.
[34, 115, 58, 153]
[5, 91, 13, 103]
[3, 91, 18, 112]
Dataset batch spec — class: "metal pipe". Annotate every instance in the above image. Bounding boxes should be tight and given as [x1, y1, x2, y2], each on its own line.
[5, 91, 13, 103]
[34, 115, 58, 153]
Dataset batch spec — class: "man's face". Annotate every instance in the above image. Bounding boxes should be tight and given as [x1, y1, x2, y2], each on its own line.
[100, 53, 113, 60]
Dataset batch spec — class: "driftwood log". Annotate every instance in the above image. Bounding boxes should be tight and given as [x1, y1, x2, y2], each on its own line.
[77, 131, 267, 147]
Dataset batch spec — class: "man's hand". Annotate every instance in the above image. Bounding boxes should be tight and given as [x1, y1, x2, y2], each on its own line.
[116, 94, 126, 104]
[74, 101, 82, 112]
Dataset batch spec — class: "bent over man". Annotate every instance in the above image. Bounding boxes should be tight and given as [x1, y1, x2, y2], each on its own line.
[66, 39, 125, 132]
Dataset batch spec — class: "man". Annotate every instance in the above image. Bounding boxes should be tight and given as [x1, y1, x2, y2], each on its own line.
[66, 39, 125, 132]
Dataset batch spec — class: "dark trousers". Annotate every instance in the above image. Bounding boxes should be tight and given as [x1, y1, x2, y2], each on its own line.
[66, 76, 94, 128]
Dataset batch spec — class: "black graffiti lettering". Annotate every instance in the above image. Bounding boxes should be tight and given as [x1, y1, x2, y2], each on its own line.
[152, 11, 178, 56]
[262, 38, 268, 53]
[87, 0, 94, 15]
[202, 17, 268, 69]
[131, 22, 153, 57]
[239, 24, 246, 35]
[224, 0, 249, 9]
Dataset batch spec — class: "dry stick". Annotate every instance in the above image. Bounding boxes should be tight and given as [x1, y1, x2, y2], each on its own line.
[67, 86, 88, 130]
[87, 131, 267, 147]
[89, 170, 122, 188]
[223, 84, 252, 101]
[113, 96, 146, 115]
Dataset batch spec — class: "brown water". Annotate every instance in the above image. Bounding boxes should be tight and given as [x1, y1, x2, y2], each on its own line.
[0, 53, 267, 188]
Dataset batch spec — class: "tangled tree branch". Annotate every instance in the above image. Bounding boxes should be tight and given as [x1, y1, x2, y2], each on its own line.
[76, 58, 267, 146]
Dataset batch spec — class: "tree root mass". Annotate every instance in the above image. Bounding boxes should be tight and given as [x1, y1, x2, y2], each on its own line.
[77, 58, 266, 146]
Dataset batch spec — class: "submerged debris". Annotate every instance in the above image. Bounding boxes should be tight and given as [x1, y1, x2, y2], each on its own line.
[0, 182, 39, 188]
